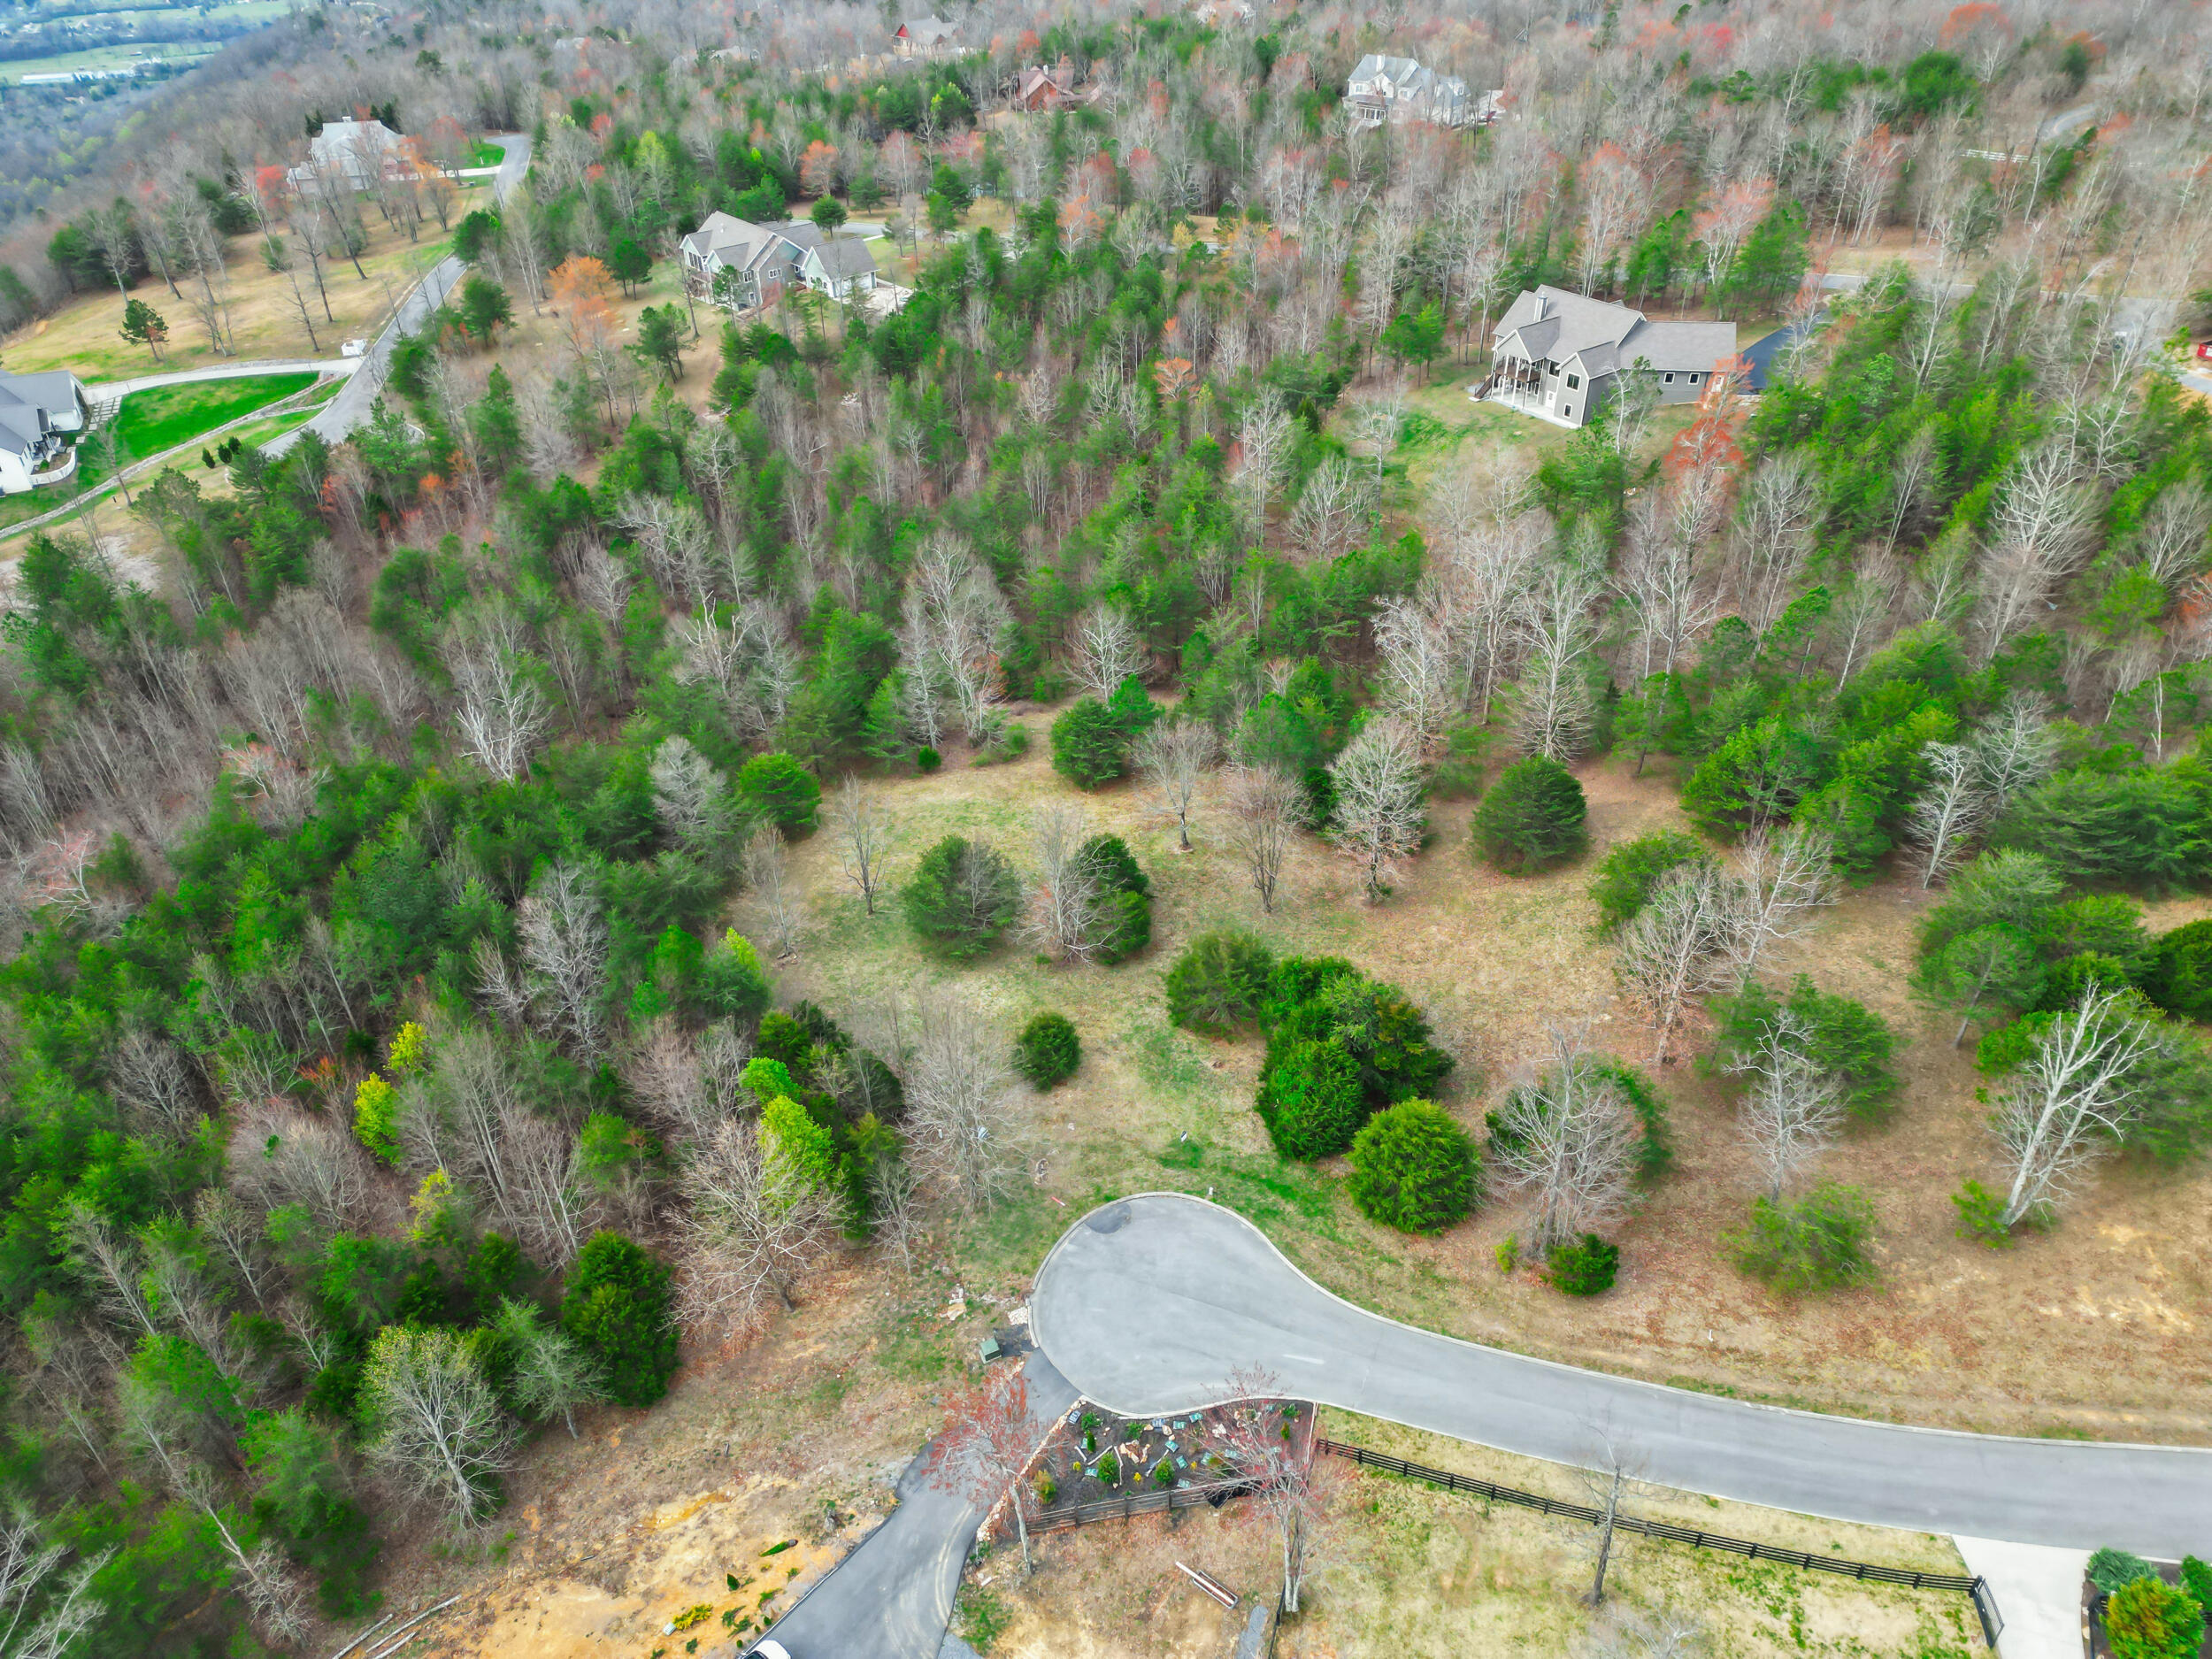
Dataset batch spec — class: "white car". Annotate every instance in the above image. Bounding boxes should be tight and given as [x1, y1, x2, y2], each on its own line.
[751, 1642, 793, 1659]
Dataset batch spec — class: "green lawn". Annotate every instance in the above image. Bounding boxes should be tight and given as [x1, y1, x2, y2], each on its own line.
[110, 372, 316, 464]
[469, 140, 506, 168]
[0, 42, 215, 83]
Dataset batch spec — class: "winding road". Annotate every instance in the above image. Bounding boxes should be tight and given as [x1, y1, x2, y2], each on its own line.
[749, 1193, 2208, 1658]
[1032, 1194, 2212, 1559]
[265, 130, 534, 458]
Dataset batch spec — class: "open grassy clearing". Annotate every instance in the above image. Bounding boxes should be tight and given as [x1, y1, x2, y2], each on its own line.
[4, 204, 469, 379]
[753, 721, 2212, 1443]
[109, 368, 314, 456]
[973, 1410, 1982, 1659]
[0, 41, 213, 81]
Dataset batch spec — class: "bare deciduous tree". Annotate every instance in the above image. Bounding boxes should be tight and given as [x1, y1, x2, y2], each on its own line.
[1512, 564, 1601, 762]
[649, 735, 733, 850]
[741, 823, 801, 960]
[1729, 1011, 1847, 1201]
[358, 1325, 517, 1531]
[1905, 742, 1992, 887]
[672, 1117, 839, 1323]
[1990, 983, 2152, 1229]
[1215, 1365, 1343, 1614]
[1133, 720, 1217, 850]
[1025, 803, 1104, 963]
[830, 776, 893, 915]
[1973, 446, 2098, 659]
[517, 861, 610, 1057]
[1327, 717, 1425, 902]
[1727, 826, 1839, 986]
[443, 606, 552, 781]
[902, 992, 1023, 1214]
[1488, 1030, 1642, 1251]
[1581, 1605, 1707, 1658]
[1970, 692, 2056, 813]
[1372, 589, 1461, 749]
[1616, 863, 1744, 1065]
[1225, 764, 1302, 914]
[0, 1507, 111, 1657]
[1067, 603, 1147, 700]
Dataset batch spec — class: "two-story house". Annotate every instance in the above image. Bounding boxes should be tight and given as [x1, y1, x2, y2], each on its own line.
[680, 213, 879, 309]
[893, 16, 959, 58]
[1345, 54, 1474, 128]
[1484, 286, 1737, 429]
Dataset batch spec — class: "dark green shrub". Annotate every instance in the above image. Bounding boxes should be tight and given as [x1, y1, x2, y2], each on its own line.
[1471, 756, 1587, 873]
[734, 752, 820, 832]
[2104, 1577, 2204, 1659]
[560, 1232, 678, 1408]
[916, 745, 942, 772]
[1266, 970, 1454, 1107]
[1106, 674, 1160, 734]
[1346, 1100, 1480, 1233]
[1050, 698, 1132, 787]
[1587, 831, 1710, 930]
[1255, 1040, 1364, 1160]
[1429, 724, 1491, 800]
[2181, 1558, 2212, 1615]
[1261, 956, 1360, 1025]
[1079, 833, 1152, 964]
[1164, 932, 1276, 1035]
[902, 835, 1021, 960]
[1095, 887, 1151, 964]
[1710, 975, 1899, 1122]
[1727, 1184, 1878, 1294]
[1013, 1012, 1080, 1088]
[2089, 1549, 2158, 1596]
[1951, 1179, 2012, 1247]
[1990, 768, 2211, 895]
[1548, 1234, 1619, 1296]
[1593, 1057, 1673, 1179]
[696, 929, 772, 1026]
[2145, 919, 2212, 1021]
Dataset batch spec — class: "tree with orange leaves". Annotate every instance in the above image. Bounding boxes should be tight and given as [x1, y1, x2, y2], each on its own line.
[798, 139, 840, 198]
[1153, 357, 1195, 398]
[1663, 354, 1751, 480]
[551, 256, 618, 361]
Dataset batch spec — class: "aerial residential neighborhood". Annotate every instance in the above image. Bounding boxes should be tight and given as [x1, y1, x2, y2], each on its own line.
[0, 5, 2204, 1659]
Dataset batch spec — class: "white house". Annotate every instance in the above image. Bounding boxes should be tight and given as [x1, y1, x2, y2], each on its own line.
[680, 212, 879, 309]
[893, 16, 959, 57]
[1344, 54, 1478, 128]
[1484, 287, 1737, 429]
[287, 118, 406, 196]
[0, 367, 88, 495]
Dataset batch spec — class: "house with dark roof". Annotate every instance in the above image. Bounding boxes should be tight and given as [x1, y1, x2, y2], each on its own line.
[1483, 287, 1737, 429]
[0, 367, 87, 495]
[1345, 54, 1479, 128]
[679, 213, 879, 309]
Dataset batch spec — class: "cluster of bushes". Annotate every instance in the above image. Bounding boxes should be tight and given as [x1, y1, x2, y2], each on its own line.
[745, 1000, 907, 1225]
[2087, 1550, 2210, 1659]
[1164, 933, 1453, 1161]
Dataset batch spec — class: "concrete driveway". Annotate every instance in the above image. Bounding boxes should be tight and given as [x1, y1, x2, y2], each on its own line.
[1031, 1193, 2212, 1558]
[757, 1350, 1077, 1659]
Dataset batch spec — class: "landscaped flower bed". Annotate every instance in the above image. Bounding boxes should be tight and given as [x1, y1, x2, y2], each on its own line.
[1009, 1394, 1316, 1535]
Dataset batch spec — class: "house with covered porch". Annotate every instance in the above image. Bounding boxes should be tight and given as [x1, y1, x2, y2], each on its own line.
[1482, 286, 1736, 429]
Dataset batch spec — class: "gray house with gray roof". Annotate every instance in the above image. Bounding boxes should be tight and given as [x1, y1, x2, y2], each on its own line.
[1484, 287, 1737, 429]
[0, 367, 86, 495]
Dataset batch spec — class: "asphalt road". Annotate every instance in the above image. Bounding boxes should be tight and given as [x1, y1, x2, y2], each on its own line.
[1031, 1194, 2212, 1558]
[267, 131, 533, 458]
[757, 1350, 1077, 1659]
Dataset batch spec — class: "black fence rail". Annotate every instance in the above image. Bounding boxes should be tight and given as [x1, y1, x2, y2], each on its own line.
[1027, 1477, 1256, 1535]
[1316, 1440, 1985, 1596]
